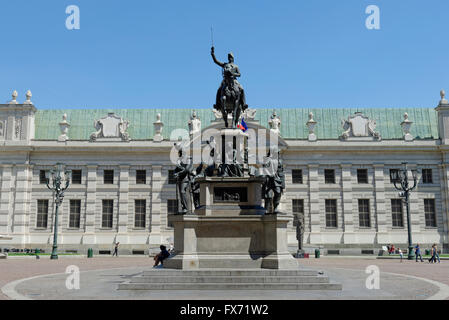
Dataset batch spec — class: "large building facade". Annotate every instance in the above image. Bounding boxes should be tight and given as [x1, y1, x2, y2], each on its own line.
[1, 90, 449, 255]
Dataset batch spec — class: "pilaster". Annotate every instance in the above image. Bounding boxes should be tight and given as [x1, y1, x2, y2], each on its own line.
[150, 165, 162, 244]
[0, 165, 13, 234]
[408, 163, 420, 233]
[12, 164, 32, 235]
[373, 164, 388, 243]
[341, 164, 356, 244]
[118, 165, 129, 233]
[308, 164, 321, 243]
[85, 165, 97, 234]
[439, 164, 449, 244]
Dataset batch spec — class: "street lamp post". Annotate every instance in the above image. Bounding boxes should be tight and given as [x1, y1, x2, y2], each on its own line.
[45, 163, 71, 260]
[390, 162, 418, 260]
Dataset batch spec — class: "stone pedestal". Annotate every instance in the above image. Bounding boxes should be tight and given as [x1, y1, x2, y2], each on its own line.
[165, 176, 298, 270]
[165, 214, 298, 269]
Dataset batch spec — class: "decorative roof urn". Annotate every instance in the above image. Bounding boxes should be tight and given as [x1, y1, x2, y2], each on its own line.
[23, 90, 33, 105]
[9, 90, 18, 104]
[439, 90, 449, 106]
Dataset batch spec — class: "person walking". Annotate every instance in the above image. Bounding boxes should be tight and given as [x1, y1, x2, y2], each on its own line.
[429, 245, 436, 263]
[415, 243, 423, 262]
[434, 244, 441, 263]
[398, 248, 403, 262]
[112, 242, 119, 257]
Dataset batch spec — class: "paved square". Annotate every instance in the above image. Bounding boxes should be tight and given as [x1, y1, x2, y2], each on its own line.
[1, 256, 448, 300]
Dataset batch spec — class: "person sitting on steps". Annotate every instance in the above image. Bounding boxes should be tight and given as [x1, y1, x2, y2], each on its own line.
[153, 245, 170, 268]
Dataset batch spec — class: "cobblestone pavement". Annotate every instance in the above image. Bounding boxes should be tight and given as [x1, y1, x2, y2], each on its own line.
[301, 257, 449, 287]
[1, 256, 447, 300]
[0, 256, 152, 300]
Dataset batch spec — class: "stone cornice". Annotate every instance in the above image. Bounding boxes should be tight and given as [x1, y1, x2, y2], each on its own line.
[0, 104, 37, 113]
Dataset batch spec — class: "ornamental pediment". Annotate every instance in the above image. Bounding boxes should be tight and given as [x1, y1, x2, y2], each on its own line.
[89, 112, 130, 142]
[340, 112, 381, 141]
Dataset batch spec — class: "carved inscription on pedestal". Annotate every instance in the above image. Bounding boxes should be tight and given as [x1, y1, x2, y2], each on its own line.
[214, 187, 248, 203]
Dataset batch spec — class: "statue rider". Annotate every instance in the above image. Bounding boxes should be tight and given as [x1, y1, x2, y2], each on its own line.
[211, 46, 248, 127]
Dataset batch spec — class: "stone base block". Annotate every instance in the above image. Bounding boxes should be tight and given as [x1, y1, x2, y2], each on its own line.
[166, 214, 298, 270]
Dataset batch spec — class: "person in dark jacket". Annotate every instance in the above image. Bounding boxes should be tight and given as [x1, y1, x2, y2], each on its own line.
[153, 245, 170, 267]
[414, 243, 423, 262]
[112, 242, 119, 257]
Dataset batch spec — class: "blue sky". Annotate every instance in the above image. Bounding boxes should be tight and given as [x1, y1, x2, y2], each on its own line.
[0, 0, 448, 109]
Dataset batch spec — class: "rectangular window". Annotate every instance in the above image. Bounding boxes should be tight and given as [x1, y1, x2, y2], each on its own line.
[134, 200, 146, 228]
[389, 169, 399, 183]
[167, 199, 178, 214]
[69, 200, 81, 228]
[292, 170, 303, 184]
[292, 199, 304, 227]
[136, 170, 146, 184]
[357, 169, 368, 184]
[424, 199, 437, 227]
[325, 199, 337, 228]
[36, 200, 49, 228]
[102, 200, 114, 228]
[167, 199, 178, 228]
[391, 199, 404, 227]
[422, 169, 433, 184]
[71, 170, 82, 184]
[104, 170, 114, 184]
[358, 199, 371, 228]
[39, 170, 47, 184]
[168, 170, 176, 184]
[324, 169, 335, 184]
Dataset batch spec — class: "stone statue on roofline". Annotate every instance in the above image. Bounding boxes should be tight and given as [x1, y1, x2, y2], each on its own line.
[188, 110, 201, 136]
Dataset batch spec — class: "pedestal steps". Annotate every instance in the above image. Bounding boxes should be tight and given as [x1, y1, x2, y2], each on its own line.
[118, 269, 342, 291]
[142, 269, 319, 277]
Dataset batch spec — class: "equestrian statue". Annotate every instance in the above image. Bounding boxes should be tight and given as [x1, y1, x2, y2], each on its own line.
[211, 46, 248, 128]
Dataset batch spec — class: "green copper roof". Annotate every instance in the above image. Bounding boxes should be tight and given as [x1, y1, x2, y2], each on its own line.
[34, 107, 439, 140]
